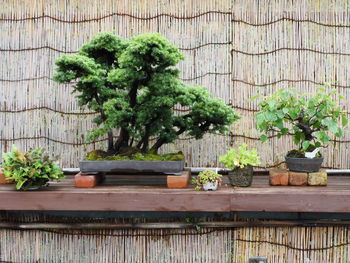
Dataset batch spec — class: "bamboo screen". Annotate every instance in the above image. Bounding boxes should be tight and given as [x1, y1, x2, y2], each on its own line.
[1, 225, 350, 262]
[1, 0, 350, 168]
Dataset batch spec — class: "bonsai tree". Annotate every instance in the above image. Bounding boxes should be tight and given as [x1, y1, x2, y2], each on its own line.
[2, 145, 64, 190]
[53, 32, 238, 156]
[255, 88, 348, 155]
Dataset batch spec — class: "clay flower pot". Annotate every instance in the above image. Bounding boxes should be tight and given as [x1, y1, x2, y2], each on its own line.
[227, 165, 253, 187]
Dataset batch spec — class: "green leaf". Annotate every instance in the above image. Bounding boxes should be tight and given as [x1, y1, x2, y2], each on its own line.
[342, 114, 348, 127]
[288, 108, 298, 120]
[265, 111, 276, 121]
[260, 135, 268, 142]
[249, 95, 260, 102]
[302, 141, 311, 151]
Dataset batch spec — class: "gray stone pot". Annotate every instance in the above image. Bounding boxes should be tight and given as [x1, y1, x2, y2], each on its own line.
[285, 157, 323, 173]
[80, 160, 185, 174]
[227, 165, 253, 187]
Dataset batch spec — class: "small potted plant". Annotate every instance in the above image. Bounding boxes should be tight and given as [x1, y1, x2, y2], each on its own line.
[192, 170, 222, 191]
[255, 88, 348, 172]
[220, 144, 261, 187]
[2, 145, 64, 190]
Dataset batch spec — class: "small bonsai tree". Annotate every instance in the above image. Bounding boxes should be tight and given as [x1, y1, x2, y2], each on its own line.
[255, 88, 348, 155]
[54, 32, 238, 155]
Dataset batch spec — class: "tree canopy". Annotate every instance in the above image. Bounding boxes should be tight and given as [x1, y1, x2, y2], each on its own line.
[54, 32, 238, 154]
[255, 88, 348, 152]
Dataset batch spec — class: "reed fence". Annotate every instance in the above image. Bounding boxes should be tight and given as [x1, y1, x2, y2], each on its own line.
[0, 212, 349, 263]
[1, 0, 350, 168]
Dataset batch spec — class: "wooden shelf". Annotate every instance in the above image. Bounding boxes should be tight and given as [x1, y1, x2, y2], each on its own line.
[0, 175, 350, 212]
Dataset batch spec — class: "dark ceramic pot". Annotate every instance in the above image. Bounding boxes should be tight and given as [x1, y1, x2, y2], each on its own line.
[285, 157, 323, 173]
[227, 165, 253, 187]
[80, 160, 185, 174]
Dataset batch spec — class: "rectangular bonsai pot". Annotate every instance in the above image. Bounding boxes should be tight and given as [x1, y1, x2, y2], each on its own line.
[80, 160, 185, 174]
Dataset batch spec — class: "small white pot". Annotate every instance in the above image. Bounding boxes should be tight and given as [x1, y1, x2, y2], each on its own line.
[203, 181, 218, 191]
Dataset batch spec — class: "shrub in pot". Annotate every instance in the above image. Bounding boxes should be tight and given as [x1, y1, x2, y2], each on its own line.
[192, 170, 222, 191]
[2, 145, 64, 190]
[53, 32, 239, 173]
[219, 144, 261, 187]
[255, 88, 348, 172]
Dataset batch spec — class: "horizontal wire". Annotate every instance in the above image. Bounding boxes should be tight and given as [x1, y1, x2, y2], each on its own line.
[232, 17, 350, 28]
[1, 13, 350, 29]
[2, 133, 350, 145]
[232, 78, 350, 89]
[0, 71, 231, 83]
[231, 47, 350, 56]
[0, 106, 96, 115]
[2, 45, 349, 57]
[2, 104, 349, 118]
[0, 11, 233, 23]
[236, 238, 350, 251]
[0, 42, 230, 53]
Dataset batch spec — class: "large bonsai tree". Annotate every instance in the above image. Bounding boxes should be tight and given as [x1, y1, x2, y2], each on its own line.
[54, 32, 238, 154]
[255, 88, 348, 152]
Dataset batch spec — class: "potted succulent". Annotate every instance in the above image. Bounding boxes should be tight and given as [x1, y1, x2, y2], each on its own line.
[53, 32, 238, 174]
[255, 88, 348, 172]
[2, 145, 64, 190]
[192, 170, 222, 191]
[219, 144, 261, 187]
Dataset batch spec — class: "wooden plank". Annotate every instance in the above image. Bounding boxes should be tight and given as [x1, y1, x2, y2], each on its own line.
[0, 176, 349, 212]
[0, 191, 231, 212]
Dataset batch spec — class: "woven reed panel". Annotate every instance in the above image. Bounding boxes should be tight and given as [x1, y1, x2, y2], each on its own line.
[0, 224, 350, 262]
[1, 0, 350, 168]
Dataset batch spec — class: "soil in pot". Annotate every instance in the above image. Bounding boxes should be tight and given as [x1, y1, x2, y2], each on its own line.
[228, 165, 253, 187]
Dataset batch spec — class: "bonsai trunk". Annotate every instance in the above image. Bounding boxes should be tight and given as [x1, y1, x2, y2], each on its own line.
[297, 123, 314, 141]
[151, 127, 186, 152]
[113, 128, 130, 153]
[106, 130, 114, 154]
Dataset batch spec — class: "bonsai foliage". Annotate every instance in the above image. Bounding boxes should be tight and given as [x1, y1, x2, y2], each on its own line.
[2, 145, 64, 190]
[219, 143, 261, 169]
[255, 88, 348, 152]
[54, 32, 238, 154]
[192, 170, 222, 191]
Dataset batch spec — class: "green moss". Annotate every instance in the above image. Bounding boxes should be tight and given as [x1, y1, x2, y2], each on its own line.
[85, 149, 184, 161]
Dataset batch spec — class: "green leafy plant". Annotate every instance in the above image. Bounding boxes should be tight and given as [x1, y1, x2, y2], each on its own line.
[2, 145, 64, 190]
[219, 143, 261, 169]
[255, 88, 348, 155]
[192, 170, 222, 191]
[53, 32, 239, 156]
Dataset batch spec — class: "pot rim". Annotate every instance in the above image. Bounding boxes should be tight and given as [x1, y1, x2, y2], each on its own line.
[285, 156, 324, 161]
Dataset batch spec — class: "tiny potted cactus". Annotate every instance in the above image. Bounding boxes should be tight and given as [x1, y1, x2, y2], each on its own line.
[192, 170, 222, 191]
[220, 143, 261, 187]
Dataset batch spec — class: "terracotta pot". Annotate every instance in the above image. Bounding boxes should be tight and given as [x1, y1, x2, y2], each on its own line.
[227, 165, 253, 187]
[0, 170, 12, 184]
